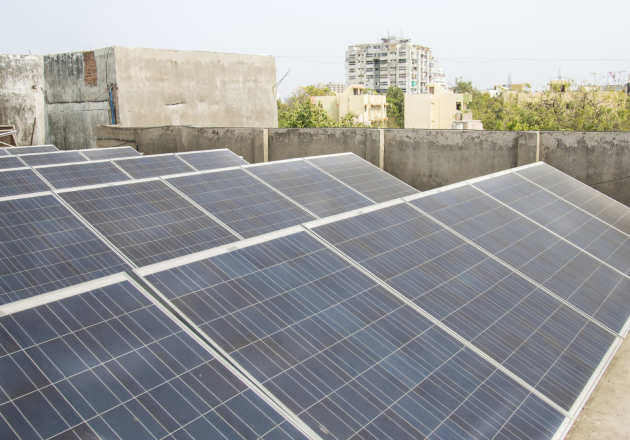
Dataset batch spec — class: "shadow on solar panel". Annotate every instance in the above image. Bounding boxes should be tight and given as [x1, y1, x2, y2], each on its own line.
[139, 230, 566, 440]
[0, 273, 313, 440]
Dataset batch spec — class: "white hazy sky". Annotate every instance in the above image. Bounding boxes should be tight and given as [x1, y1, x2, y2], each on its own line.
[3, 0, 630, 97]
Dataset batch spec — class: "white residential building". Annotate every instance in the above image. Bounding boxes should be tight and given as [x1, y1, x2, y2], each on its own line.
[345, 36, 438, 94]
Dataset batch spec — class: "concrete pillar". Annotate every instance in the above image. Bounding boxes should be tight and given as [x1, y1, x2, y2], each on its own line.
[379, 128, 385, 169]
[536, 131, 541, 161]
[263, 128, 269, 162]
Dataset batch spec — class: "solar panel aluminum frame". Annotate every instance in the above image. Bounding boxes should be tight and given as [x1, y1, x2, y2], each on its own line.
[0, 271, 322, 440]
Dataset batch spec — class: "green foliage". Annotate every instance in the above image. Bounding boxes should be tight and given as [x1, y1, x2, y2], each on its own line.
[386, 86, 404, 128]
[454, 80, 474, 94]
[278, 85, 369, 128]
[464, 81, 630, 131]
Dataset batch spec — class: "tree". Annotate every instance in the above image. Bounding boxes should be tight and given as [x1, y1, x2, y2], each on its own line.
[454, 80, 474, 94]
[386, 86, 404, 128]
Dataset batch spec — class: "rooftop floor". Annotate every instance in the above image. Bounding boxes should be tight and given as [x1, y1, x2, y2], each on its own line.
[567, 335, 630, 439]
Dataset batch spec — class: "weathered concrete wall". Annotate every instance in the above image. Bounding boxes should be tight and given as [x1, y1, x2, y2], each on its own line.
[96, 125, 264, 163]
[44, 48, 115, 148]
[114, 47, 277, 128]
[540, 131, 630, 206]
[268, 128, 381, 164]
[384, 129, 535, 190]
[96, 125, 630, 205]
[0, 55, 46, 145]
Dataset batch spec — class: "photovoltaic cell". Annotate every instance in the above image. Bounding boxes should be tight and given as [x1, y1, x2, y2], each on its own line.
[81, 146, 141, 160]
[144, 231, 565, 439]
[473, 172, 630, 276]
[178, 149, 248, 170]
[0, 277, 308, 440]
[37, 162, 132, 189]
[0, 169, 49, 197]
[0, 157, 25, 170]
[312, 203, 615, 411]
[19, 151, 87, 167]
[7, 145, 58, 155]
[59, 180, 238, 267]
[307, 154, 419, 202]
[167, 169, 315, 238]
[247, 160, 373, 217]
[517, 163, 630, 236]
[0, 195, 128, 305]
[411, 185, 630, 334]
[115, 155, 194, 179]
[0, 149, 8, 157]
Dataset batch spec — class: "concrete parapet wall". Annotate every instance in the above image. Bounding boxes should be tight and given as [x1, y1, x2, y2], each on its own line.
[96, 125, 630, 206]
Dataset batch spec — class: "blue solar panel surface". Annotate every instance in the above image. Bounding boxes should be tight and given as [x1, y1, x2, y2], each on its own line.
[59, 181, 238, 267]
[0, 149, 8, 157]
[312, 203, 615, 411]
[0, 277, 308, 440]
[115, 156, 194, 179]
[144, 231, 565, 439]
[307, 154, 419, 202]
[37, 161, 131, 189]
[246, 161, 374, 218]
[0, 157, 23, 170]
[0, 195, 128, 305]
[81, 146, 141, 160]
[411, 185, 630, 335]
[167, 169, 315, 238]
[0, 169, 49, 197]
[517, 163, 630, 236]
[19, 151, 87, 167]
[8, 145, 58, 155]
[178, 150, 248, 170]
[473, 172, 630, 276]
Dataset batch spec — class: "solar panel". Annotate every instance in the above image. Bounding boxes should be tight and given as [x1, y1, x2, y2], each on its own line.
[7, 145, 58, 155]
[0, 149, 9, 157]
[115, 155, 194, 178]
[0, 273, 312, 440]
[140, 230, 566, 440]
[409, 185, 630, 335]
[517, 162, 630, 236]
[178, 149, 249, 170]
[0, 156, 25, 171]
[36, 161, 131, 189]
[0, 168, 49, 197]
[310, 202, 617, 411]
[0, 194, 128, 305]
[81, 146, 142, 160]
[473, 170, 630, 276]
[246, 160, 373, 218]
[307, 153, 419, 202]
[19, 151, 87, 167]
[59, 180, 239, 267]
[167, 169, 316, 238]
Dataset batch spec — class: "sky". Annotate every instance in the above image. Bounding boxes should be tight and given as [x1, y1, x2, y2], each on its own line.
[3, 0, 630, 98]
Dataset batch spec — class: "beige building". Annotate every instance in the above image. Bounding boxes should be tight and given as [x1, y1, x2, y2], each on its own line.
[404, 84, 481, 129]
[311, 84, 387, 126]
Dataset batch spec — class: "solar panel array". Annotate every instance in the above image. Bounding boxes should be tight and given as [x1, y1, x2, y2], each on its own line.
[80, 146, 142, 160]
[0, 157, 25, 171]
[5, 145, 58, 155]
[19, 151, 88, 167]
[0, 169, 49, 197]
[0, 153, 626, 440]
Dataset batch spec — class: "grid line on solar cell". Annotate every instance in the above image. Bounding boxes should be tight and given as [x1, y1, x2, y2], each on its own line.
[0, 195, 129, 305]
[8, 145, 58, 155]
[142, 231, 566, 440]
[177, 149, 249, 170]
[59, 180, 239, 267]
[0, 168, 50, 197]
[167, 169, 316, 238]
[114, 155, 195, 179]
[307, 154, 419, 203]
[0, 274, 311, 440]
[80, 146, 141, 161]
[19, 151, 88, 167]
[0, 157, 26, 171]
[473, 171, 630, 276]
[245, 160, 374, 218]
[310, 203, 616, 412]
[516, 163, 630, 237]
[36, 162, 131, 189]
[409, 185, 630, 336]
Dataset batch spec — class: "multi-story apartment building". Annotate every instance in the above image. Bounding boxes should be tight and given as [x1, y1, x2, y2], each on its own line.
[345, 36, 437, 94]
